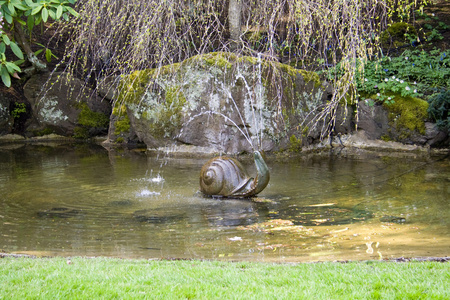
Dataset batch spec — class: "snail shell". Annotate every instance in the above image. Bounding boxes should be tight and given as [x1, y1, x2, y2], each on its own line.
[199, 151, 270, 198]
[199, 157, 252, 197]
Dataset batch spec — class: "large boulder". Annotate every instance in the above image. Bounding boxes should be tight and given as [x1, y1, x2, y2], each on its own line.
[106, 52, 331, 153]
[23, 72, 111, 138]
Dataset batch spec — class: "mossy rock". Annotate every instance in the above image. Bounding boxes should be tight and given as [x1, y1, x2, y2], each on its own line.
[384, 95, 428, 141]
[112, 52, 328, 153]
[73, 102, 110, 139]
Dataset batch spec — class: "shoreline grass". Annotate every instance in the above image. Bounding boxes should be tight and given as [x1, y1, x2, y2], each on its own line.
[1, 256, 449, 299]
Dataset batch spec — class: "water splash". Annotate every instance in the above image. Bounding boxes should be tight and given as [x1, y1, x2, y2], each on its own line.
[137, 189, 161, 197]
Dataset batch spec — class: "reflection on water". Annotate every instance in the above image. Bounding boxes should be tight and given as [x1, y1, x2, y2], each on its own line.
[0, 143, 449, 262]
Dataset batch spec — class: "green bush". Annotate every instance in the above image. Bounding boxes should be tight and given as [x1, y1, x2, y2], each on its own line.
[325, 48, 450, 106]
[427, 91, 450, 131]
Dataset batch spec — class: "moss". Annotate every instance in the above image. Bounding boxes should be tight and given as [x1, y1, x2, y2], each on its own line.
[185, 52, 236, 70]
[73, 102, 109, 139]
[381, 22, 416, 46]
[76, 102, 109, 129]
[114, 115, 131, 136]
[380, 135, 391, 142]
[239, 55, 259, 65]
[277, 63, 321, 88]
[384, 96, 428, 135]
[289, 134, 302, 152]
[112, 104, 131, 136]
[33, 127, 55, 136]
[147, 85, 187, 138]
[301, 126, 309, 137]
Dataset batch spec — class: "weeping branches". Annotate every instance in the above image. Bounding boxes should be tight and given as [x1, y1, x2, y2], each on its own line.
[58, 0, 427, 138]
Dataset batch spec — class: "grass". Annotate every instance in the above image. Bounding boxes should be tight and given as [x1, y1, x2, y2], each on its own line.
[0, 257, 449, 299]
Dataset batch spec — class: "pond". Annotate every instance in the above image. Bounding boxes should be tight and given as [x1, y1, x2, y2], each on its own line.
[0, 143, 449, 262]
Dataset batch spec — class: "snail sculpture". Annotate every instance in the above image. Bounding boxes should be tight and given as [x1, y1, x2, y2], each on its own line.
[199, 151, 270, 198]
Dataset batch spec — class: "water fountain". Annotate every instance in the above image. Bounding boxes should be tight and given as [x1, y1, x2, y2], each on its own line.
[199, 151, 270, 198]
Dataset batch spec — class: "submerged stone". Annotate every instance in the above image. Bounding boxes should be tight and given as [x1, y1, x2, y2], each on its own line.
[108, 199, 133, 207]
[133, 208, 186, 224]
[37, 207, 81, 219]
[380, 215, 406, 223]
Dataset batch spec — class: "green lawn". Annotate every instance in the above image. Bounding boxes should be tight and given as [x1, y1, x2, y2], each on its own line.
[0, 257, 449, 299]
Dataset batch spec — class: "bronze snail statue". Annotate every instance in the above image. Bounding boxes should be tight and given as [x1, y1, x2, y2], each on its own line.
[199, 151, 270, 198]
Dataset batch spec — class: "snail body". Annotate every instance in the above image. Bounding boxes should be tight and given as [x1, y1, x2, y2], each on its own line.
[199, 151, 270, 198]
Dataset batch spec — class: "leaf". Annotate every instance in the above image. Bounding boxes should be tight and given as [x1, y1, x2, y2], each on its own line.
[12, 1, 28, 11]
[14, 59, 25, 65]
[15, 18, 26, 26]
[56, 5, 62, 19]
[48, 9, 56, 20]
[27, 15, 35, 32]
[10, 42, 24, 59]
[42, 7, 48, 22]
[65, 6, 79, 17]
[1, 68, 11, 87]
[34, 15, 42, 25]
[0, 43, 5, 53]
[34, 49, 44, 56]
[5, 63, 14, 73]
[31, 6, 42, 15]
[3, 11, 13, 24]
[7, 2, 15, 15]
[2, 34, 10, 45]
[45, 48, 52, 62]
[5, 62, 21, 73]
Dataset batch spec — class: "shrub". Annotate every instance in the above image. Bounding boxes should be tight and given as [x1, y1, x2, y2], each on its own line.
[427, 91, 450, 131]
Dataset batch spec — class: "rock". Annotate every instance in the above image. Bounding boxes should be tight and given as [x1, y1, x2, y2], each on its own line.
[343, 130, 423, 151]
[23, 72, 111, 138]
[107, 52, 331, 153]
[0, 134, 26, 141]
[97, 76, 120, 101]
[424, 122, 449, 147]
[356, 97, 449, 148]
[0, 93, 13, 135]
[357, 101, 389, 139]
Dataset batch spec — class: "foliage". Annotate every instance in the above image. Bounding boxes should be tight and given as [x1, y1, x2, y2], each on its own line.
[0, 0, 78, 86]
[11, 101, 26, 118]
[325, 48, 449, 107]
[427, 90, 450, 131]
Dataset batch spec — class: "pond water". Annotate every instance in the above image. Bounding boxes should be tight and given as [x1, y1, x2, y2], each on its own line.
[0, 143, 449, 262]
